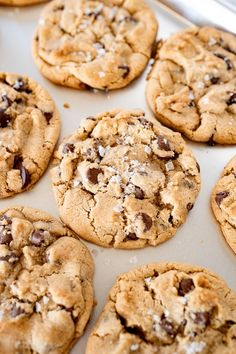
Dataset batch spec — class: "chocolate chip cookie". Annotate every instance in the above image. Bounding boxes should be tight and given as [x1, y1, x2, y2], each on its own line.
[211, 155, 236, 254]
[0, 0, 46, 5]
[0, 206, 94, 353]
[146, 26, 236, 144]
[85, 262, 236, 354]
[32, 0, 158, 90]
[0, 72, 60, 198]
[51, 109, 200, 248]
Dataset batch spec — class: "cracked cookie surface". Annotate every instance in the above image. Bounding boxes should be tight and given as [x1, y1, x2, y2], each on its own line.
[32, 0, 158, 90]
[146, 26, 236, 144]
[0, 206, 94, 354]
[85, 262, 236, 354]
[211, 155, 236, 254]
[0, 72, 60, 198]
[0, 0, 46, 5]
[51, 109, 200, 248]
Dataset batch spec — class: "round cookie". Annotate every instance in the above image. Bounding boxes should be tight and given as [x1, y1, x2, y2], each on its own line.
[0, 72, 60, 198]
[0, 0, 47, 5]
[211, 155, 236, 254]
[146, 26, 236, 144]
[0, 206, 94, 353]
[85, 262, 236, 354]
[32, 0, 158, 90]
[50, 109, 201, 248]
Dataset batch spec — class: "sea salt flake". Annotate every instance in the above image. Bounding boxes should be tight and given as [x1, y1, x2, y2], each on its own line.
[147, 309, 153, 315]
[0, 310, 3, 321]
[107, 166, 118, 173]
[85, 51, 92, 62]
[73, 180, 81, 187]
[39, 19, 45, 25]
[208, 37, 216, 46]
[109, 6, 118, 20]
[43, 296, 49, 305]
[180, 296, 187, 305]
[164, 309, 170, 317]
[113, 204, 124, 213]
[150, 58, 155, 65]
[197, 81, 205, 89]
[189, 91, 195, 100]
[184, 341, 206, 354]
[98, 145, 106, 157]
[110, 175, 122, 183]
[153, 314, 160, 322]
[130, 343, 139, 351]
[202, 97, 209, 105]
[35, 302, 41, 313]
[144, 145, 152, 154]
[98, 71, 105, 78]
[165, 161, 174, 172]
[204, 74, 210, 81]
[144, 277, 152, 284]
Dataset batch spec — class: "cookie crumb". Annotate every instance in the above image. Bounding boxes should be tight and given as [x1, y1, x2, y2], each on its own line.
[63, 102, 70, 109]
[129, 256, 138, 264]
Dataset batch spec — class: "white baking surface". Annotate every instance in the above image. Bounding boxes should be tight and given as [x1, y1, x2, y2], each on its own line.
[0, 1, 235, 353]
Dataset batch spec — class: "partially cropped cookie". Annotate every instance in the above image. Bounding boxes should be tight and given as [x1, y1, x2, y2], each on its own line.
[0, 206, 94, 353]
[0, 0, 46, 5]
[0, 72, 60, 198]
[51, 109, 200, 248]
[146, 26, 236, 144]
[86, 262, 236, 354]
[32, 0, 158, 90]
[211, 155, 236, 254]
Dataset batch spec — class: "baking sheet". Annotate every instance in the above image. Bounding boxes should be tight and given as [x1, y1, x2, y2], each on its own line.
[0, 1, 235, 353]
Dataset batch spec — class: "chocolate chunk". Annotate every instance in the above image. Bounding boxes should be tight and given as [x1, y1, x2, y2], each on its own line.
[138, 213, 152, 232]
[156, 135, 171, 151]
[207, 135, 216, 146]
[125, 232, 138, 241]
[0, 109, 11, 128]
[134, 186, 144, 200]
[0, 230, 12, 245]
[160, 315, 176, 338]
[215, 191, 229, 206]
[10, 303, 25, 318]
[13, 155, 31, 189]
[118, 65, 130, 78]
[87, 168, 103, 184]
[30, 230, 45, 246]
[194, 311, 210, 326]
[2, 94, 12, 108]
[138, 117, 153, 128]
[210, 76, 219, 85]
[12, 78, 32, 93]
[226, 93, 236, 106]
[178, 278, 195, 296]
[189, 100, 196, 107]
[0, 253, 19, 264]
[187, 203, 194, 211]
[0, 215, 12, 244]
[214, 53, 233, 70]
[44, 111, 53, 122]
[63, 143, 75, 154]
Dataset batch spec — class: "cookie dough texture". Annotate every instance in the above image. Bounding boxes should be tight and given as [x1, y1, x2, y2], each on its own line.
[0, 0, 46, 5]
[146, 26, 236, 144]
[0, 206, 94, 354]
[51, 109, 200, 248]
[211, 155, 236, 254]
[32, 0, 158, 90]
[0, 72, 60, 198]
[86, 262, 236, 354]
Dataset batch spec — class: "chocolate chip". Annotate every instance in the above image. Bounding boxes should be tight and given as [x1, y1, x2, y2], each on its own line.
[0, 215, 12, 245]
[196, 162, 200, 173]
[62, 143, 75, 154]
[2, 94, 12, 108]
[215, 191, 229, 206]
[156, 135, 171, 151]
[189, 101, 196, 107]
[214, 53, 233, 70]
[226, 93, 236, 106]
[178, 278, 195, 296]
[160, 315, 176, 338]
[138, 117, 153, 128]
[194, 311, 210, 326]
[87, 168, 103, 184]
[0, 109, 11, 128]
[44, 111, 53, 123]
[207, 135, 216, 146]
[13, 155, 31, 189]
[187, 203, 194, 211]
[10, 303, 25, 318]
[125, 232, 138, 241]
[138, 213, 152, 232]
[0, 253, 19, 264]
[210, 76, 219, 85]
[118, 65, 130, 78]
[30, 230, 45, 246]
[134, 186, 144, 200]
[0, 230, 12, 245]
[12, 78, 32, 93]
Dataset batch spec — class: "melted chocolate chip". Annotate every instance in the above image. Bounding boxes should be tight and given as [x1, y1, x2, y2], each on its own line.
[156, 135, 171, 151]
[210, 76, 220, 85]
[160, 315, 176, 337]
[30, 230, 45, 246]
[0, 109, 11, 128]
[194, 311, 210, 326]
[178, 278, 195, 296]
[118, 65, 130, 78]
[13, 155, 31, 189]
[0, 253, 19, 264]
[63, 143, 75, 154]
[138, 213, 152, 232]
[44, 111, 53, 123]
[87, 168, 103, 184]
[12, 78, 32, 93]
[10, 303, 25, 318]
[187, 203, 194, 211]
[215, 191, 229, 206]
[134, 186, 144, 200]
[125, 232, 138, 241]
[226, 93, 236, 106]
[214, 53, 233, 70]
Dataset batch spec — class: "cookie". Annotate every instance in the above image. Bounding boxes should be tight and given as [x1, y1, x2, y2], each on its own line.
[0, 72, 60, 198]
[85, 262, 236, 354]
[146, 26, 236, 144]
[0, 206, 94, 353]
[32, 0, 158, 90]
[211, 155, 236, 254]
[50, 109, 200, 248]
[0, 0, 46, 5]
